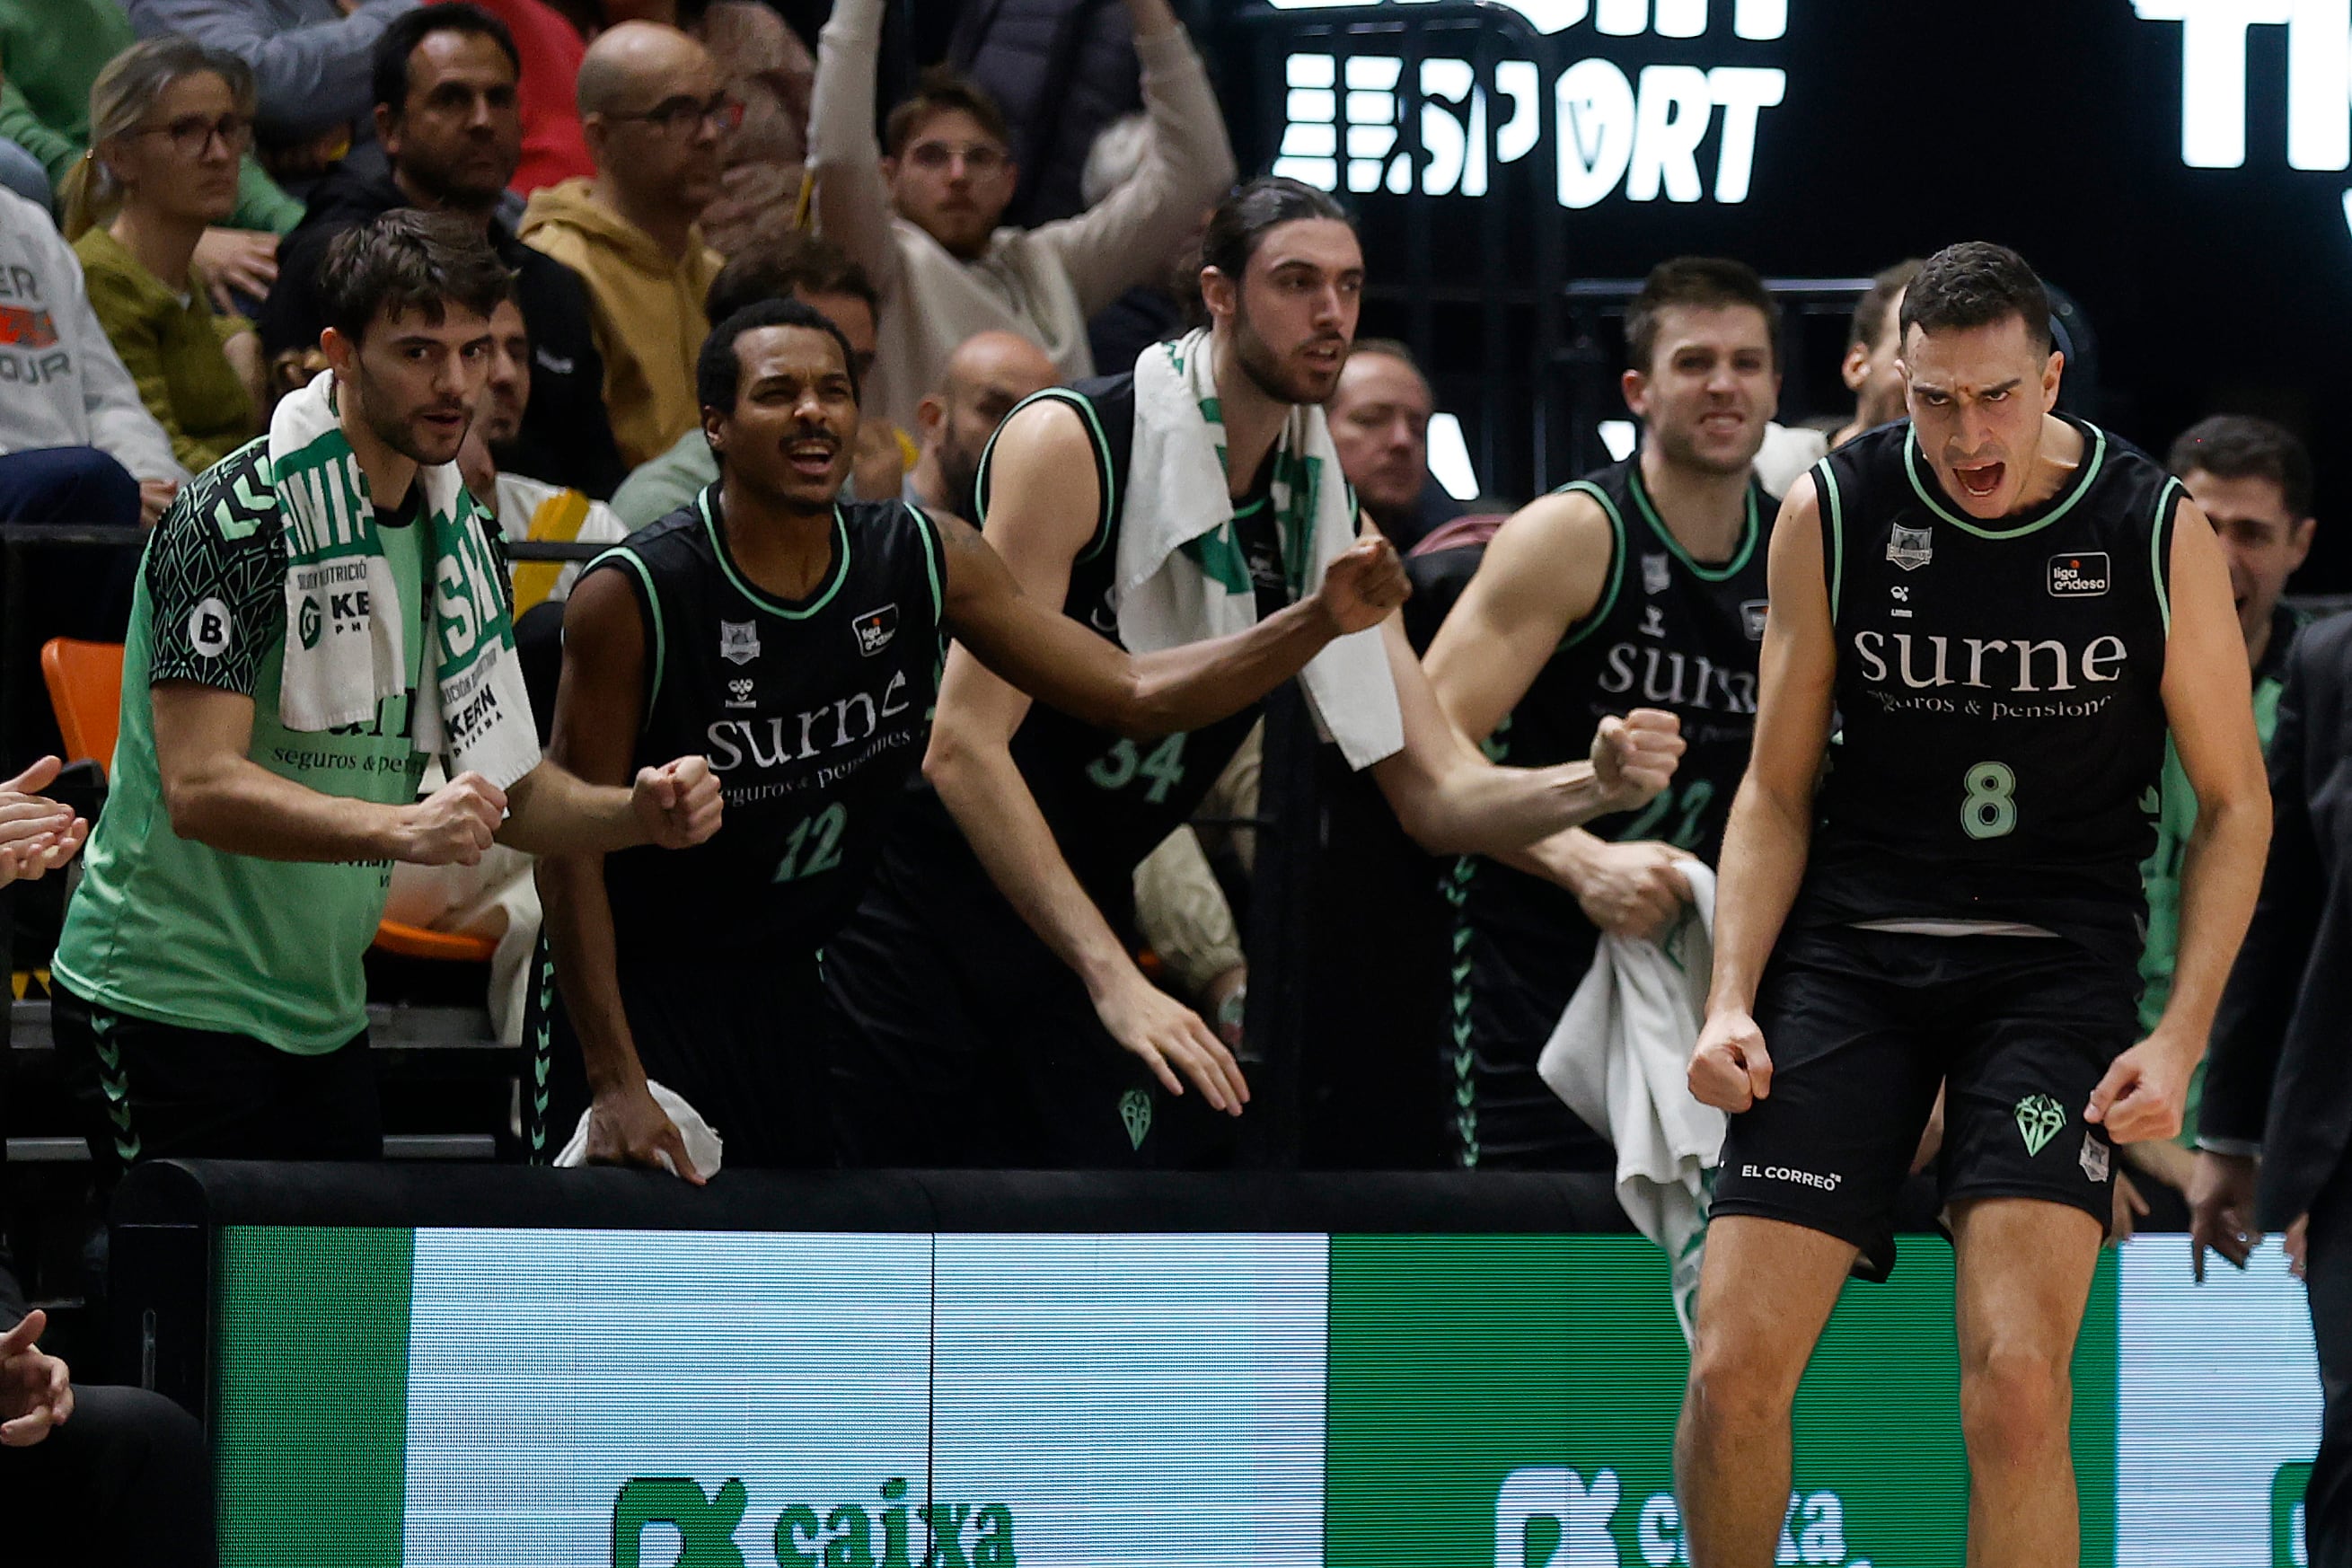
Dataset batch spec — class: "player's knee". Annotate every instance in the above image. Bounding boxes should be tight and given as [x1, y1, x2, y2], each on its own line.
[1684, 1325, 1800, 1437]
[1958, 1340, 2073, 1464]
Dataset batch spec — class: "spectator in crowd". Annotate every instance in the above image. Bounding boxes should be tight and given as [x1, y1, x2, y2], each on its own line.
[947, 0, 1143, 231]
[0, 185, 184, 527]
[610, 228, 899, 526]
[2191, 612, 2352, 1568]
[1830, 259, 1922, 449]
[521, 19, 726, 467]
[903, 328, 1057, 518]
[262, 4, 626, 498]
[63, 40, 264, 476]
[807, 0, 1236, 434]
[1078, 113, 1188, 375]
[2125, 416, 2318, 1210]
[1328, 339, 1457, 551]
[125, 0, 422, 181]
[0, 4, 294, 302]
[446, 0, 595, 195]
[48, 211, 719, 1183]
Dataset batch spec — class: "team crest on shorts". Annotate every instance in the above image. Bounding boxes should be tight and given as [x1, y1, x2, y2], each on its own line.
[852, 603, 899, 657]
[1642, 553, 1672, 595]
[1887, 524, 1934, 571]
[1119, 1088, 1152, 1150]
[2014, 1093, 2066, 1156]
[2079, 1133, 2110, 1182]
[719, 621, 762, 665]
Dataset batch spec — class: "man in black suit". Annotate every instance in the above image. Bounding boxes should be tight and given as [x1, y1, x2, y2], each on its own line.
[2193, 608, 2352, 1568]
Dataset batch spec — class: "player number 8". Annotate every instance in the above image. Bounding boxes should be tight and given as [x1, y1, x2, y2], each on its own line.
[1961, 761, 2017, 841]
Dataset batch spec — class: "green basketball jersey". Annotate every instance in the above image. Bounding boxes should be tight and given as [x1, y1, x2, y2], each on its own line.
[54, 442, 434, 1053]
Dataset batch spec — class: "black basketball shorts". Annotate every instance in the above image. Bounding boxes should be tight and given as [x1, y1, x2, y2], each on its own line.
[1710, 925, 2136, 1268]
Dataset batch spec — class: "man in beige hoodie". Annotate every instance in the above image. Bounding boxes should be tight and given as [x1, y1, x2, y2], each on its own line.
[520, 21, 726, 467]
[808, 0, 1236, 436]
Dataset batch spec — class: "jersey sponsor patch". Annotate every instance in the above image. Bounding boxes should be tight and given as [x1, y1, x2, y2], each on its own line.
[188, 596, 234, 658]
[2048, 552, 2111, 597]
[852, 603, 899, 657]
[1642, 552, 1671, 595]
[1740, 599, 1768, 640]
[1887, 524, 1933, 570]
[719, 620, 762, 665]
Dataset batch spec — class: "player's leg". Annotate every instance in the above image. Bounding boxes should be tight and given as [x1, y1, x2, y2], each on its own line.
[822, 880, 999, 1167]
[618, 950, 833, 1170]
[2301, 1173, 2352, 1568]
[1674, 1215, 1854, 1567]
[1947, 1196, 2102, 1568]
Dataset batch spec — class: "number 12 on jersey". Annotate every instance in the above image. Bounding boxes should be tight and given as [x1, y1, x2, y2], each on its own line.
[1961, 761, 2017, 841]
[774, 803, 847, 882]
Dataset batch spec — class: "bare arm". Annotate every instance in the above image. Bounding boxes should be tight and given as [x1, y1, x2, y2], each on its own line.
[498, 752, 718, 859]
[1688, 479, 1837, 1112]
[536, 568, 707, 1182]
[806, 0, 903, 294]
[2087, 498, 2272, 1144]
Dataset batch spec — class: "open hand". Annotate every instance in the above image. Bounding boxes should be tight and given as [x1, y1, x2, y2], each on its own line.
[632, 755, 723, 849]
[1093, 967, 1248, 1116]
[1591, 708, 1683, 811]
[0, 756, 89, 887]
[1689, 1006, 1772, 1113]
[1312, 535, 1410, 637]
[397, 771, 507, 866]
[0, 1308, 73, 1448]
[192, 227, 278, 313]
[2084, 1035, 2195, 1144]
[586, 1082, 705, 1185]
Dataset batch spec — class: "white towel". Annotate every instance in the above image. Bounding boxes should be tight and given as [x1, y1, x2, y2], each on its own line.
[1539, 864, 1726, 1343]
[1114, 330, 1402, 769]
[554, 1080, 726, 1177]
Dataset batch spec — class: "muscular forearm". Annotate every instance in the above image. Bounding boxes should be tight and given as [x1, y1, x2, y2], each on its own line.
[1705, 779, 1811, 1012]
[164, 754, 403, 861]
[1377, 749, 1619, 858]
[498, 762, 644, 857]
[2155, 792, 2270, 1047]
[1491, 825, 1601, 891]
[928, 735, 1137, 996]
[535, 854, 647, 1097]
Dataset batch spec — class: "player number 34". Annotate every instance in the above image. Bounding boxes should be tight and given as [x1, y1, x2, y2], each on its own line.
[1961, 761, 2017, 841]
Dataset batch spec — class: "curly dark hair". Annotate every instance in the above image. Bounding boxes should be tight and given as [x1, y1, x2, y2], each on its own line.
[1898, 242, 2051, 353]
[319, 210, 513, 343]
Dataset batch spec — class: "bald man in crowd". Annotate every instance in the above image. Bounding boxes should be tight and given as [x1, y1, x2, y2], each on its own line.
[1327, 339, 1451, 550]
[520, 21, 728, 466]
[904, 330, 1060, 518]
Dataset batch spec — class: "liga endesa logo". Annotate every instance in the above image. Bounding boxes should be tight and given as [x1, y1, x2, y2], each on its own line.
[612, 1476, 1019, 1567]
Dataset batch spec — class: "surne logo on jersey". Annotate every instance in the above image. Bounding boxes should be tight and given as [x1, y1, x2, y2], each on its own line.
[719, 621, 762, 665]
[2047, 553, 2110, 597]
[852, 604, 899, 657]
[1887, 524, 1933, 571]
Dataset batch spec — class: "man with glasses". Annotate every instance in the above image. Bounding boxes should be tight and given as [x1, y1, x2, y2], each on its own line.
[260, 3, 627, 498]
[809, 0, 1235, 435]
[522, 20, 731, 468]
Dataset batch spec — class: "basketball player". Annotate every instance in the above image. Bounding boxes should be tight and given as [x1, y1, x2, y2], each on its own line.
[535, 296, 1414, 1174]
[822, 177, 1685, 1169]
[1423, 257, 1776, 1169]
[1676, 243, 2271, 1566]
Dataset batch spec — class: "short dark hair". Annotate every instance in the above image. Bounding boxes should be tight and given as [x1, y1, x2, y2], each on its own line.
[1898, 242, 2051, 354]
[1625, 257, 1780, 374]
[697, 297, 861, 416]
[2167, 415, 2315, 518]
[884, 66, 1011, 159]
[706, 231, 878, 328]
[373, 3, 521, 115]
[320, 209, 514, 343]
[1848, 259, 1924, 352]
[1199, 175, 1352, 283]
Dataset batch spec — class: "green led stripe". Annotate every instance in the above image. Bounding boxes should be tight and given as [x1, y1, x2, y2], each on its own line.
[1901, 420, 2108, 539]
[1819, 460, 1846, 619]
[1626, 463, 1760, 580]
[2152, 477, 2180, 635]
[699, 489, 852, 620]
[1558, 481, 1629, 651]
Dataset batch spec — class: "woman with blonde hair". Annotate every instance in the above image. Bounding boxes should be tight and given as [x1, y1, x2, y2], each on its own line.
[63, 38, 265, 472]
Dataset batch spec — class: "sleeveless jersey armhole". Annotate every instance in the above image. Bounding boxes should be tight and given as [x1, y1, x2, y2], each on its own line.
[2151, 475, 2183, 638]
[1814, 458, 1846, 622]
[901, 500, 947, 628]
[1558, 480, 1628, 652]
[584, 543, 665, 736]
[975, 388, 1118, 565]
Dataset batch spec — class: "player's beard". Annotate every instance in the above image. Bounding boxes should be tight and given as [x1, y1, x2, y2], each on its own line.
[1651, 409, 1758, 479]
[349, 357, 471, 468]
[1230, 301, 1343, 409]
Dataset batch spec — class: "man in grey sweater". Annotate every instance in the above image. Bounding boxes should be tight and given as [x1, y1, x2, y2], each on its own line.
[807, 0, 1235, 435]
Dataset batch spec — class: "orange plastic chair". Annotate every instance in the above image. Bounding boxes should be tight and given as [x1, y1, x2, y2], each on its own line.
[374, 920, 497, 962]
[40, 639, 125, 776]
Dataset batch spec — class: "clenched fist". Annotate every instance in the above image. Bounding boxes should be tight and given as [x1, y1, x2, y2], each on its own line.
[1591, 708, 1683, 812]
[396, 771, 507, 866]
[1689, 1006, 1773, 1114]
[1312, 535, 1411, 637]
[633, 754, 724, 849]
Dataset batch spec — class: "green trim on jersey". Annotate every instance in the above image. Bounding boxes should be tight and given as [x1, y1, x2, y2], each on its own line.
[1901, 419, 2109, 538]
[977, 388, 1118, 565]
[1627, 461, 1760, 581]
[588, 544, 666, 733]
[697, 488, 851, 620]
[904, 500, 946, 623]
[1818, 459, 1847, 619]
[1555, 480, 1629, 652]
[2151, 477, 2180, 635]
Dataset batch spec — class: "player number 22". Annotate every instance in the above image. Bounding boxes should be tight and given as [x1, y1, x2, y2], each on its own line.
[774, 803, 847, 883]
[1961, 761, 2017, 841]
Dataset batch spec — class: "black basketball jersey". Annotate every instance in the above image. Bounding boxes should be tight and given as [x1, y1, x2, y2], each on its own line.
[590, 489, 947, 957]
[1461, 454, 1772, 939]
[1793, 416, 2178, 960]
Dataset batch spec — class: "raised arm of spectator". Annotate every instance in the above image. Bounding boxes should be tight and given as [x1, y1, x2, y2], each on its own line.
[807, 0, 905, 299]
[1038, 0, 1238, 319]
[126, 0, 422, 139]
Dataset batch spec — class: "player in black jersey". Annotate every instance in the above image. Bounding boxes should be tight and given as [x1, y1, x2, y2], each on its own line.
[1423, 257, 1777, 1170]
[823, 177, 1684, 1169]
[1674, 245, 2273, 1567]
[533, 298, 1413, 1176]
